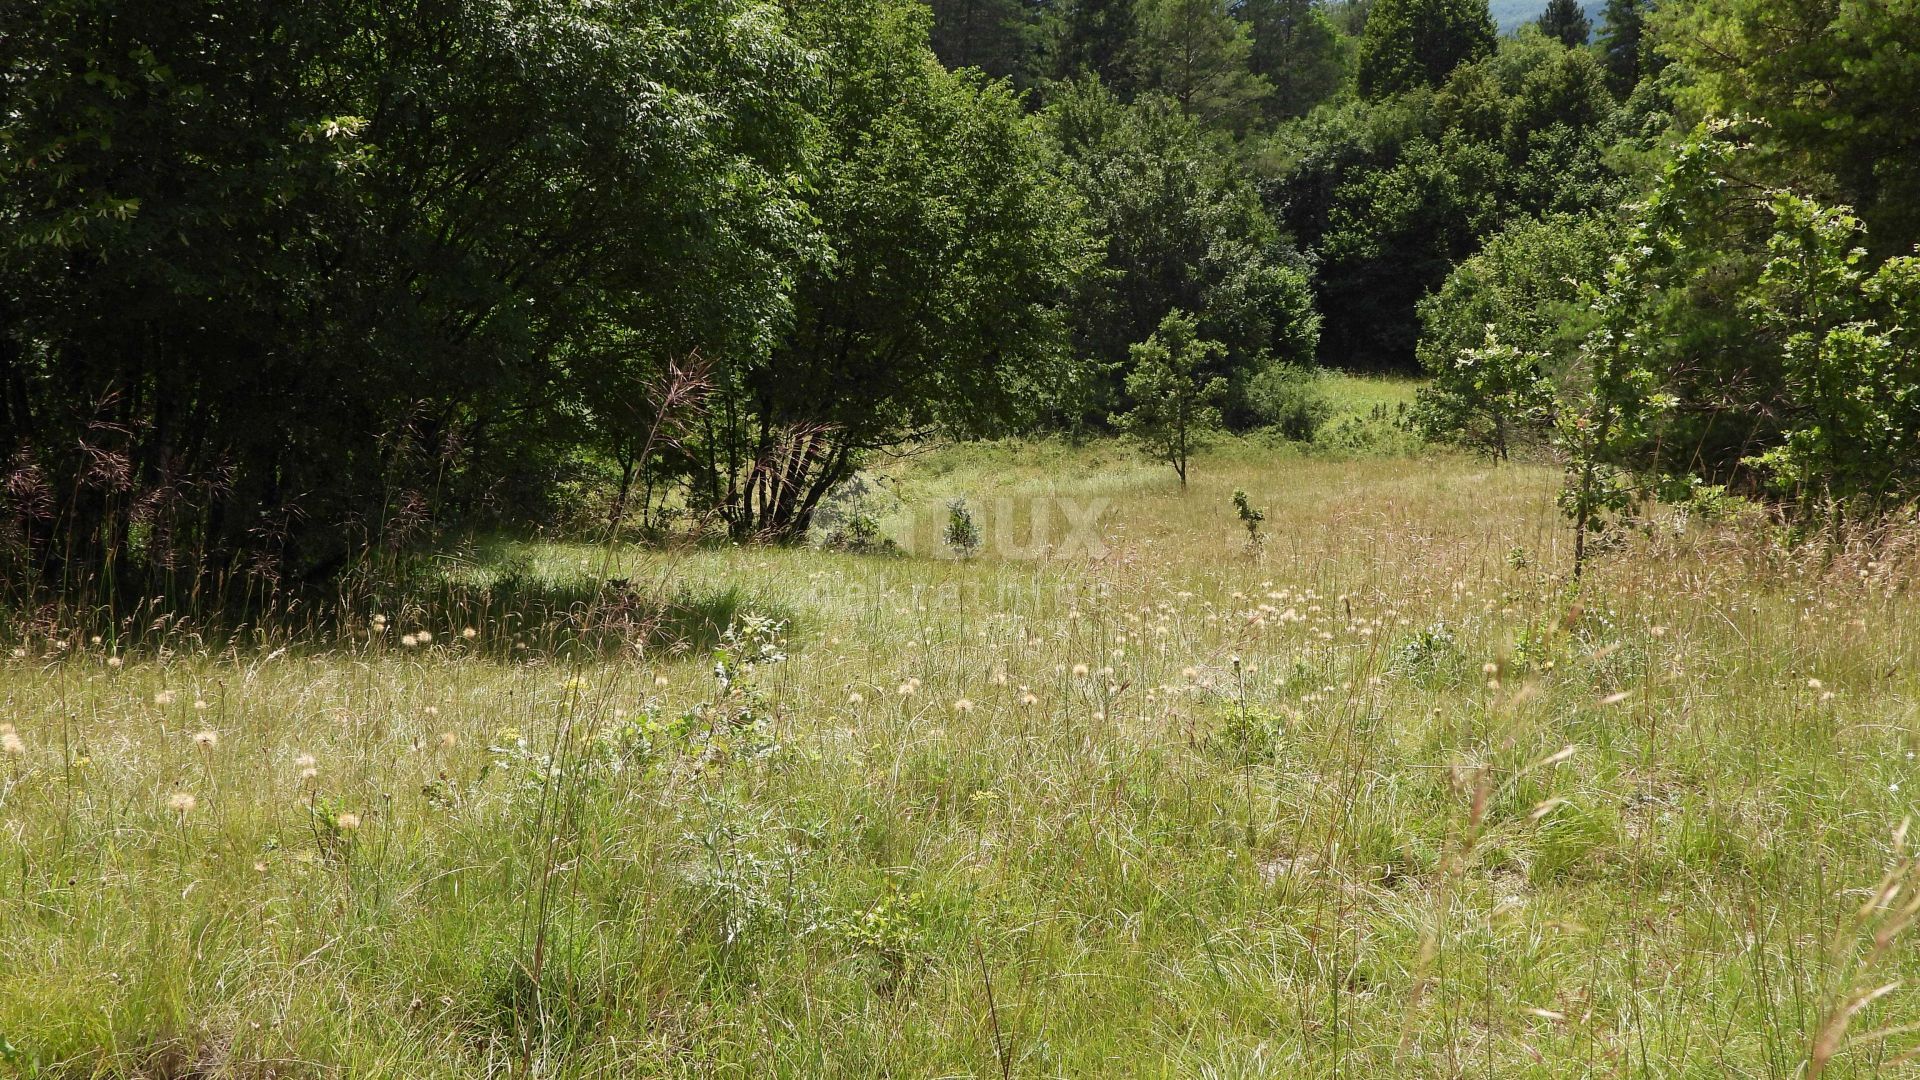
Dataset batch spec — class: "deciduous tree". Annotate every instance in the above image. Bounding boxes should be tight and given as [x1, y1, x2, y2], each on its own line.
[1113, 311, 1228, 486]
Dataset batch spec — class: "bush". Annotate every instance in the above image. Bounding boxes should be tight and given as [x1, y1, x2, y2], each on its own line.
[1246, 363, 1334, 441]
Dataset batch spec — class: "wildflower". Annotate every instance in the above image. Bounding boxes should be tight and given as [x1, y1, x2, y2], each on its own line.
[401, 633, 420, 648]
[1, 725, 24, 757]
[847, 692, 865, 705]
[1020, 691, 1039, 706]
[154, 691, 176, 706]
[193, 730, 218, 750]
[1072, 663, 1090, 678]
[897, 682, 917, 697]
[1181, 666, 1197, 681]
[106, 656, 122, 668]
[294, 753, 316, 770]
[193, 699, 209, 710]
[1807, 678, 1824, 691]
[438, 731, 457, 749]
[953, 699, 974, 714]
[462, 627, 478, 640]
[416, 630, 434, 644]
[654, 675, 670, 688]
[168, 792, 197, 815]
[335, 812, 361, 831]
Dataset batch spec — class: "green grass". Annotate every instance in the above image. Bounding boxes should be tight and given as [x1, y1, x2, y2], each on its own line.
[1315, 370, 1424, 420]
[3, 441, 1919, 1076]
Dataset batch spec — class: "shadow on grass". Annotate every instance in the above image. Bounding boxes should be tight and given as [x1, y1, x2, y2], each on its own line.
[0, 539, 791, 663]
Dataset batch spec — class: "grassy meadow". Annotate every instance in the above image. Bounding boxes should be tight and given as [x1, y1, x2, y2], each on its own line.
[5, 412, 1920, 1076]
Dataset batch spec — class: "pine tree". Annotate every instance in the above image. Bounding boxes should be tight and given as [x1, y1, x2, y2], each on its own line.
[1240, 0, 1347, 119]
[1131, 0, 1272, 129]
[1355, 0, 1496, 98]
[927, 0, 1039, 84]
[1053, 0, 1139, 90]
[1596, 0, 1645, 95]
[1536, 0, 1592, 46]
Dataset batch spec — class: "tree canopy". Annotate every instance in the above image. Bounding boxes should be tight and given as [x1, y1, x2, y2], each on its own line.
[7, 0, 1920, 603]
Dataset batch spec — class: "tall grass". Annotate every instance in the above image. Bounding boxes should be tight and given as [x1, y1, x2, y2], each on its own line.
[2, 442, 1918, 1075]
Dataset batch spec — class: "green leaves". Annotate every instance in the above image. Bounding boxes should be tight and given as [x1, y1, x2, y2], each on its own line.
[1052, 81, 1315, 424]
[1130, 0, 1272, 132]
[1, 0, 819, 589]
[1356, 0, 1496, 98]
[1112, 310, 1229, 485]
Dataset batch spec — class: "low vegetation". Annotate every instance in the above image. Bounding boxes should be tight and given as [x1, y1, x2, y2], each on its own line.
[5, 0, 1918, 1073]
[4, 439, 1919, 1075]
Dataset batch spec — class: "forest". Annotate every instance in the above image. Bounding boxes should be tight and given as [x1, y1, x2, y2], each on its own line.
[5, 1, 1920, 1076]
[6, 0, 1916, 607]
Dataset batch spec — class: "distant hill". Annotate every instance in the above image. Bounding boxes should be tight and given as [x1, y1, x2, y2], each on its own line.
[1490, 0, 1605, 33]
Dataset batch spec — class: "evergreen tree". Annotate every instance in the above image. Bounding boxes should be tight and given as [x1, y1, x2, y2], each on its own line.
[1596, 0, 1645, 95]
[1053, 0, 1139, 90]
[1241, 0, 1349, 119]
[1536, 0, 1592, 46]
[1131, 0, 1272, 128]
[1355, 0, 1495, 97]
[927, 0, 1040, 84]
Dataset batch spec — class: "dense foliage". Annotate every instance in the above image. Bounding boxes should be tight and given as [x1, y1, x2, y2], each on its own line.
[1049, 79, 1318, 426]
[2, 0, 816, 598]
[691, 0, 1092, 540]
[4, 0, 1918, 601]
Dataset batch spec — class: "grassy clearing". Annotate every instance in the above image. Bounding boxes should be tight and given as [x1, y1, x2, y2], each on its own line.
[1314, 371, 1423, 419]
[3, 441, 1919, 1076]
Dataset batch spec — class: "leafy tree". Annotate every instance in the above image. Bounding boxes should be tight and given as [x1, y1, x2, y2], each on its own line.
[694, 0, 1094, 540]
[1051, 80, 1318, 423]
[1269, 32, 1619, 368]
[1535, 0, 1592, 45]
[1354, 0, 1495, 98]
[1414, 212, 1614, 456]
[0, 0, 815, 595]
[1743, 197, 1920, 510]
[1130, 0, 1272, 130]
[1657, 0, 1920, 252]
[1113, 311, 1228, 486]
[1241, 0, 1351, 120]
[1551, 124, 1920, 533]
[1245, 362, 1334, 440]
[1595, 0, 1648, 95]
[1419, 335, 1555, 461]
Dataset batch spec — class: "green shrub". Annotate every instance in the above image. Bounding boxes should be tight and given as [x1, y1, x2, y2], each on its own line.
[1246, 362, 1334, 441]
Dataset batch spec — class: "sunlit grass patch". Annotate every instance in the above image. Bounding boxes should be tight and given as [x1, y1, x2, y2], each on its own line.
[3, 442, 1918, 1075]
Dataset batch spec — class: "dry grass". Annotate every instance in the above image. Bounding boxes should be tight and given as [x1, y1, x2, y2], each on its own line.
[2, 440, 1918, 1077]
